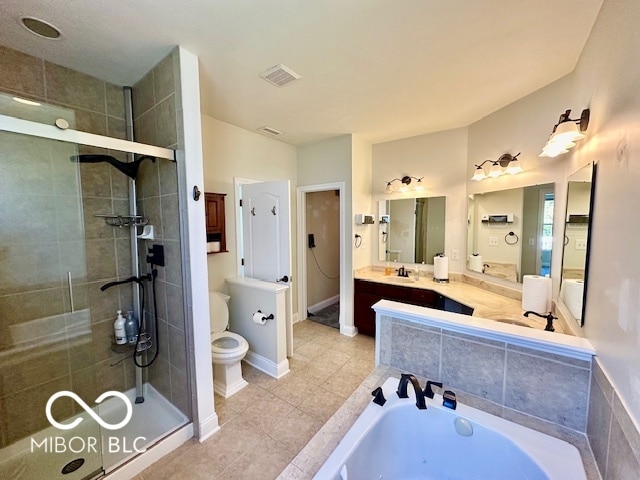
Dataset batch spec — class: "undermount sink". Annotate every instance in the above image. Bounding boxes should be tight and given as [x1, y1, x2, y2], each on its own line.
[493, 319, 532, 328]
[390, 277, 416, 284]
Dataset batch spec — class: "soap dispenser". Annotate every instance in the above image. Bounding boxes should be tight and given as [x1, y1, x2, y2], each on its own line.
[114, 310, 127, 345]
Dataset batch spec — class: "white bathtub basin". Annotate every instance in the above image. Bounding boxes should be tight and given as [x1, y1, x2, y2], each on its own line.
[314, 377, 587, 480]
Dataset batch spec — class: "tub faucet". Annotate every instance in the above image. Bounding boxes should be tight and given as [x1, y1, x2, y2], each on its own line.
[524, 311, 557, 332]
[396, 374, 427, 409]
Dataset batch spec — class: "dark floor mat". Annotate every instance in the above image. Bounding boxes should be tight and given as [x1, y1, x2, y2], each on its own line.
[308, 302, 340, 329]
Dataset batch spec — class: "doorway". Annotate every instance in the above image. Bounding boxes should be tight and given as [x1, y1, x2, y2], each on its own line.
[305, 190, 341, 329]
[296, 182, 347, 332]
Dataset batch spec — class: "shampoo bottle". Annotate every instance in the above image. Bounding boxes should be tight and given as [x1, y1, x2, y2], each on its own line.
[125, 310, 139, 344]
[114, 310, 127, 345]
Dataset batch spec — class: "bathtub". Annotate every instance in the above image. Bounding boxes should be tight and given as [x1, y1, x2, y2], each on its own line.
[314, 377, 587, 480]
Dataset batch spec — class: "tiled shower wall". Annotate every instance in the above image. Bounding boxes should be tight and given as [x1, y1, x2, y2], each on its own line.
[0, 45, 191, 446]
[132, 49, 191, 416]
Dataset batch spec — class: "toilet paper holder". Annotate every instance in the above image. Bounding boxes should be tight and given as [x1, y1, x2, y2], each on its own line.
[256, 310, 274, 322]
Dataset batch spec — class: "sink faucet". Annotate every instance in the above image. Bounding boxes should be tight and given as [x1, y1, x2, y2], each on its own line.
[397, 266, 409, 277]
[396, 374, 427, 409]
[524, 311, 557, 332]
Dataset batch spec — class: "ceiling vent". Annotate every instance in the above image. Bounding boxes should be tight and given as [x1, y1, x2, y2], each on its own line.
[258, 126, 283, 136]
[260, 64, 301, 87]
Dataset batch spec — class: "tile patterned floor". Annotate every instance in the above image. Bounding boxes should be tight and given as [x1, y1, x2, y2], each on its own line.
[136, 320, 375, 480]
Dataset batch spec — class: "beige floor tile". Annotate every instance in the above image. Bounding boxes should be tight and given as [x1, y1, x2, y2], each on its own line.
[224, 433, 295, 480]
[298, 387, 346, 422]
[269, 407, 323, 453]
[142, 320, 374, 479]
[271, 374, 319, 407]
[242, 390, 295, 431]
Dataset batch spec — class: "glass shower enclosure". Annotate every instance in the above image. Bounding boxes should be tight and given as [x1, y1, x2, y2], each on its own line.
[0, 92, 191, 479]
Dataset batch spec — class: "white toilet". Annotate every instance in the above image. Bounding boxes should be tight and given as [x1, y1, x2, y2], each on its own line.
[209, 291, 249, 398]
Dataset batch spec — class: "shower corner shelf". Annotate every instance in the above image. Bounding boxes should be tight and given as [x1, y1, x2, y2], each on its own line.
[95, 214, 148, 228]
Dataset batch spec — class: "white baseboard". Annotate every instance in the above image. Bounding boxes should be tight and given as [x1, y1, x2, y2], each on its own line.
[340, 324, 358, 337]
[105, 423, 193, 480]
[197, 413, 220, 442]
[244, 350, 290, 379]
[308, 294, 340, 314]
[292, 311, 300, 323]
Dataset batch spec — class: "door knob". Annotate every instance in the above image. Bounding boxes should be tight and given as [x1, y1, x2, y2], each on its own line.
[277, 275, 289, 283]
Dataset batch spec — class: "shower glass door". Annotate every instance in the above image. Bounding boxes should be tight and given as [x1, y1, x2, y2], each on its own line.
[1, 90, 191, 478]
[0, 95, 104, 479]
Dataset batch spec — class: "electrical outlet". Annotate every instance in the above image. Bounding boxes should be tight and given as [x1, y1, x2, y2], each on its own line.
[489, 236, 499, 246]
[575, 239, 587, 250]
[529, 238, 535, 246]
[451, 249, 459, 260]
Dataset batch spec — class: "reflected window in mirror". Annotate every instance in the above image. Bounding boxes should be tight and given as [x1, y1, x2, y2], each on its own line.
[560, 162, 597, 327]
[378, 196, 446, 264]
[466, 183, 554, 284]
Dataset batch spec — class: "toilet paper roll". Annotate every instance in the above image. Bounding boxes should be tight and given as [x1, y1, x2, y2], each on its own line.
[522, 275, 551, 313]
[434, 255, 449, 280]
[252, 312, 266, 325]
[562, 279, 584, 320]
[469, 254, 483, 273]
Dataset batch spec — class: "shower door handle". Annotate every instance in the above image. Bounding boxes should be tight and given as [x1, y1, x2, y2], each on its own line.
[67, 272, 75, 313]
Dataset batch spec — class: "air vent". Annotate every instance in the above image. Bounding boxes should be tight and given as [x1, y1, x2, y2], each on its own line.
[258, 126, 283, 136]
[260, 64, 301, 87]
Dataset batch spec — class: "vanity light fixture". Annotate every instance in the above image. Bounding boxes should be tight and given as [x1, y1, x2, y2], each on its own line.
[471, 153, 523, 181]
[540, 108, 590, 158]
[384, 175, 424, 193]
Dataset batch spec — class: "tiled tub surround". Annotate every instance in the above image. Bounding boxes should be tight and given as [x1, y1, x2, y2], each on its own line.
[588, 359, 640, 479]
[372, 301, 604, 478]
[355, 266, 572, 333]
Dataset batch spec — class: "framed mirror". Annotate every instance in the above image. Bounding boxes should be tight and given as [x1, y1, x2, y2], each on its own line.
[559, 163, 597, 326]
[466, 183, 555, 283]
[378, 196, 446, 264]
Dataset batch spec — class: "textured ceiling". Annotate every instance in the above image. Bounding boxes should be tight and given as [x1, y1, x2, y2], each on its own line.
[0, 0, 603, 145]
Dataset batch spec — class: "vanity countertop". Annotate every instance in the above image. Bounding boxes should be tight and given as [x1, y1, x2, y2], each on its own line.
[354, 266, 569, 334]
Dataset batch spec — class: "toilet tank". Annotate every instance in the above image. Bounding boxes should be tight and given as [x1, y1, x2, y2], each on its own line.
[209, 291, 230, 333]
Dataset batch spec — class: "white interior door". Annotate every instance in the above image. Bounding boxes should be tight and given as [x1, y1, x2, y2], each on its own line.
[241, 180, 293, 355]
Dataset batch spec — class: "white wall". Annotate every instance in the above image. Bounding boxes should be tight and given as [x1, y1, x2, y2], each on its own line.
[352, 135, 374, 270]
[297, 134, 358, 331]
[201, 116, 298, 303]
[563, 0, 640, 426]
[464, 0, 640, 427]
[372, 127, 468, 273]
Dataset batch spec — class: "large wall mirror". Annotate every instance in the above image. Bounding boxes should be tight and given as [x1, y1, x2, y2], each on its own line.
[467, 183, 555, 283]
[378, 196, 446, 264]
[559, 162, 597, 326]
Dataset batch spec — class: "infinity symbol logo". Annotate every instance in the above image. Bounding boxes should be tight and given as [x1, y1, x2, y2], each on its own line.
[46, 391, 133, 431]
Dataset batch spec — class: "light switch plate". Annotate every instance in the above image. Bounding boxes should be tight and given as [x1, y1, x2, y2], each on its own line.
[489, 236, 499, 246]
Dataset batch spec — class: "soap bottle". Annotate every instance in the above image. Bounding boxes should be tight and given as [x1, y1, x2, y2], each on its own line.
[125, 310, 139, 344]
[114, 310, 127, 345]
[384, 262, 392, 276]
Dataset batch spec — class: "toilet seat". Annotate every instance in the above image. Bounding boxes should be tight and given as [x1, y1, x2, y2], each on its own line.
[211, 331, 248, 356]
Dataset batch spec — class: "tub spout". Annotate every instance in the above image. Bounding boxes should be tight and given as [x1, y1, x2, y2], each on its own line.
[396, 374, 426, 410]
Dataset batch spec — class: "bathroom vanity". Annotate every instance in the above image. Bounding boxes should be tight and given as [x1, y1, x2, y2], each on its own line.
[353, 267, 563, 336]
[354, 279, 473, 336]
